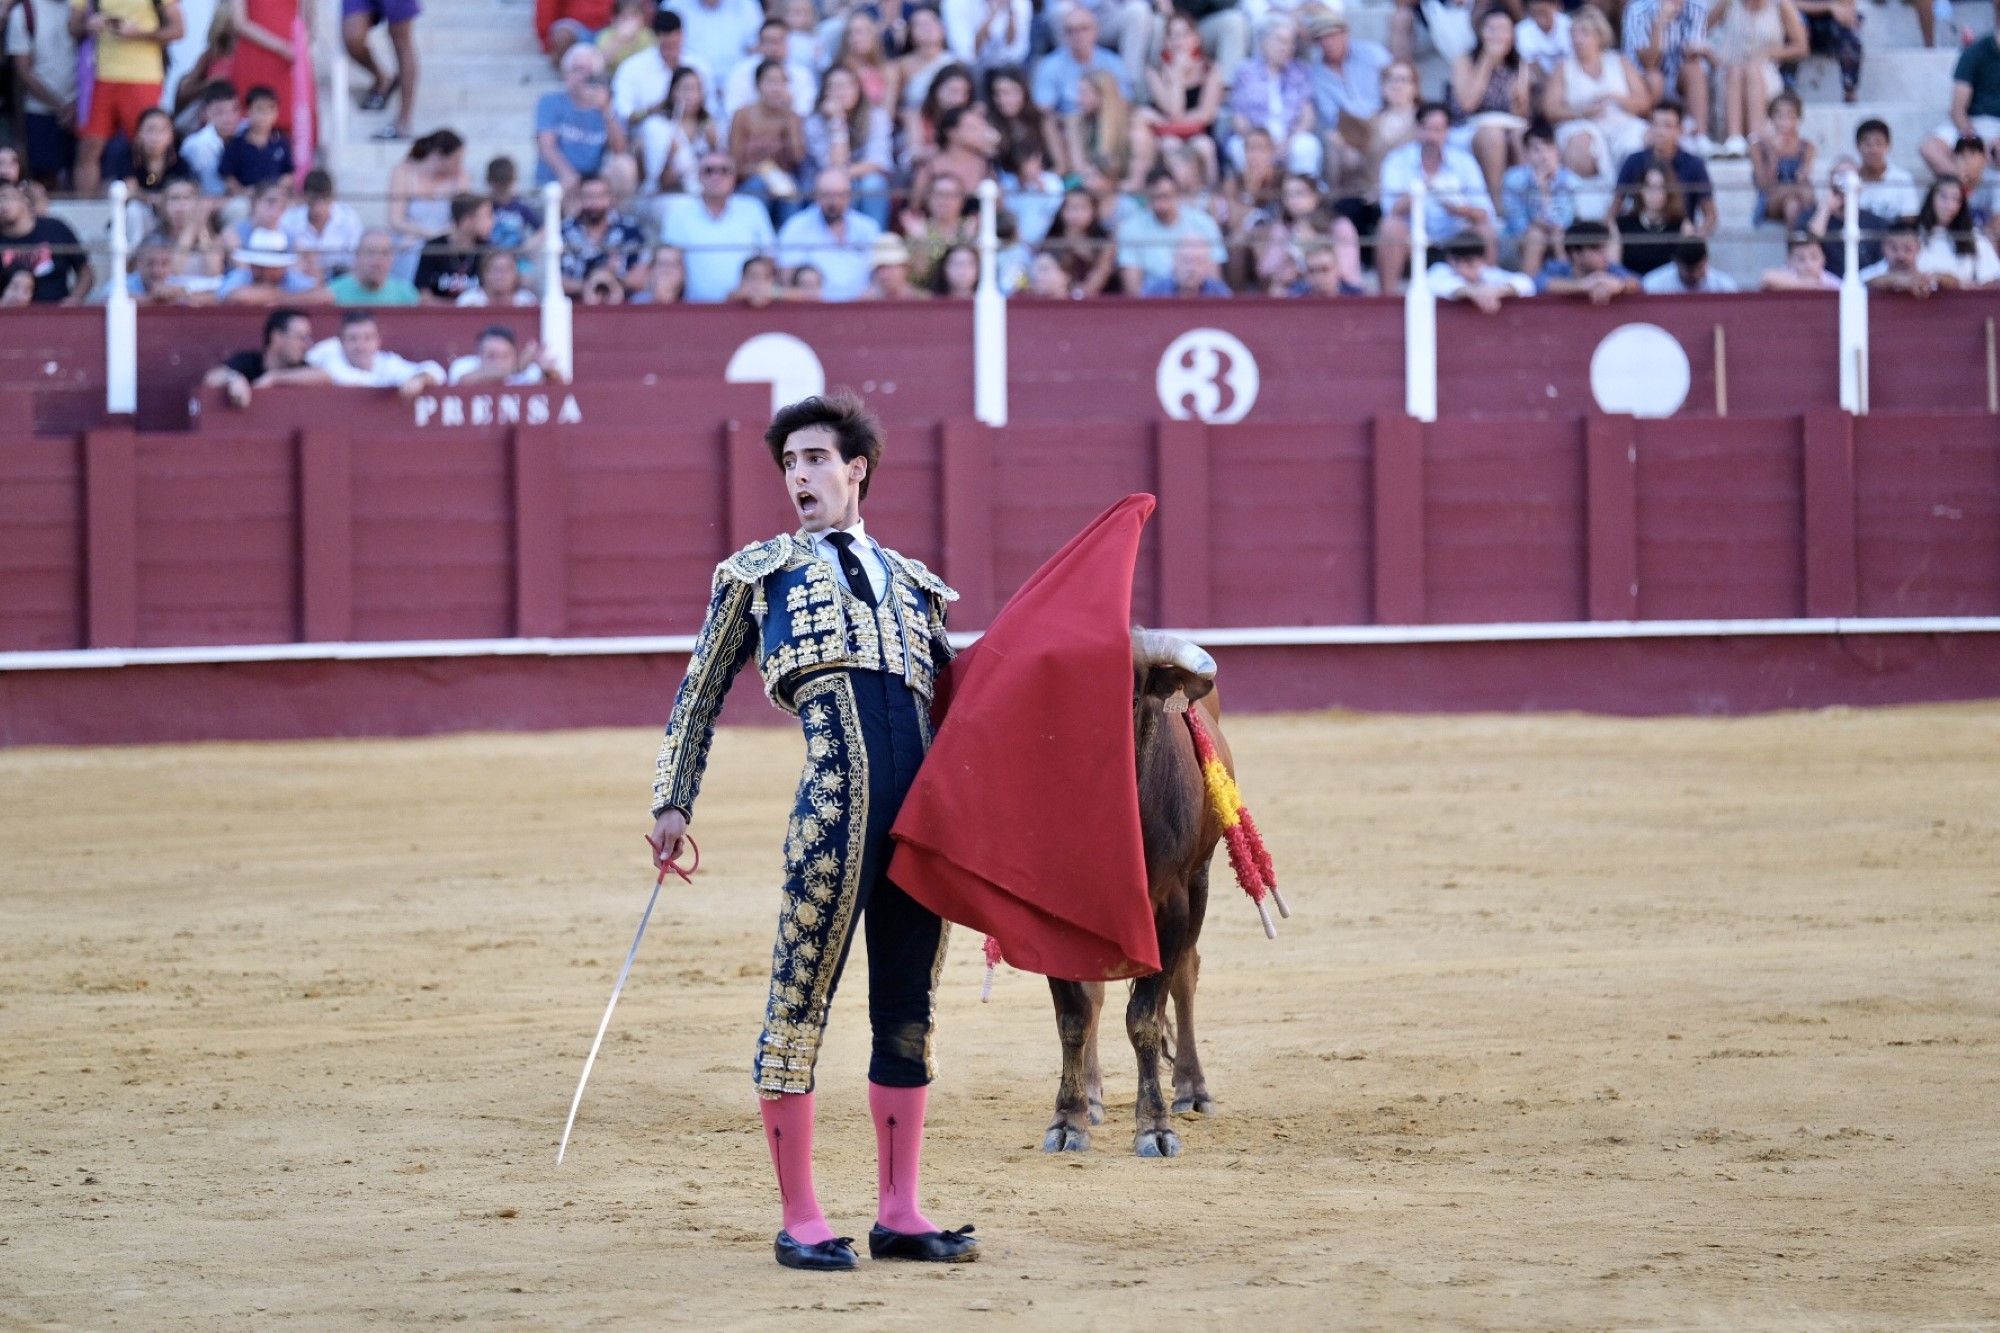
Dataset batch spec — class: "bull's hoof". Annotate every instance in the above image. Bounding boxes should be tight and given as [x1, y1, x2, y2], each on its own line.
[1087, 1099, 1105, 1126]
[1043, 1123, 1091, 1153]
[1134, 1129, 1182, 1158]
[1172, 1094, 1217, 1116]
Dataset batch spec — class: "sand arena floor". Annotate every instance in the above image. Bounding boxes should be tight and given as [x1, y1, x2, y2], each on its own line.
[2, 705, 1997, 1329]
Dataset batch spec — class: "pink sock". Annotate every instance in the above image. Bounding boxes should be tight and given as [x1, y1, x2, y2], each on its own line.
[759, 1092, 835, 1245]
[869, 1082, 939, 1235]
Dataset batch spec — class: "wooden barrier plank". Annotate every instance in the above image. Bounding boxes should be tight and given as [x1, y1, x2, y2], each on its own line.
[1585, 414, 1640, 620]
[938, 420, 995, 628]
[512, 427, 568, 637]
[726, 420, 771, 557]
[298, 429, 352, 642]
[1371, 414, 1426, 624]
[1154, 419, 1211, 628]
[1802, 408, 1858, 617]
[83, 428, 137, 648]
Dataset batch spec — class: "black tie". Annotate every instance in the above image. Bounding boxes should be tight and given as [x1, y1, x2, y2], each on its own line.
[825, 531, 878, 608]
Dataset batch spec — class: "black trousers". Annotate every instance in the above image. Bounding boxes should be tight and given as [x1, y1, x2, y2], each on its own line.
[753, 668, 949, 1095]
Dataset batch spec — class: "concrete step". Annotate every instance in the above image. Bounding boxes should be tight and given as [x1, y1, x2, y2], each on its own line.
[1794, 46, 1957, 104]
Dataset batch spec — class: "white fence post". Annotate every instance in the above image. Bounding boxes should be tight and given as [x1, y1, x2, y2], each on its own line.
[1403, 178, 1437, 423]
[973, 178, 1007, 426]
[325, 0, 349, 179]
[1838, 170, 1869, 416]
[539, 182, 574, 381]
[105, 181, 137, 416]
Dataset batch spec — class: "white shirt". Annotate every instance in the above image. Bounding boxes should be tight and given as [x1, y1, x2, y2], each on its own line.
[4, 0, 78, 114]
[809, 519, 887, 602]
[307, 338, 446, 388]
[1640, 263, 1739, 292]
[942, 0, 1032, 69]
[722, 52, 817, 119]
[280, 202, 365, 275]
[612, 46, 714, 125]
[1426, 261, 1535, 298]
[659, 193, 775, 301]
[1514, 12, 1573, 73]
[668, 0, 764, 89]
[455, 286, 540, 306]
[1918, 231, 2000, 286]
[1380, 142, 1495, 241]
[447, 355, 548, 386]
[1854, 165, 1919, 221]
[775, 204, 881, 302]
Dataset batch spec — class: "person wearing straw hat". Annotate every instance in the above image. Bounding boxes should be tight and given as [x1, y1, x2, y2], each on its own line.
[219, 226, 328, 304]
[862, 230, 927, 300]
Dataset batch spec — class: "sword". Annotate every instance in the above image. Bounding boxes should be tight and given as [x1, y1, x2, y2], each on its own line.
[556, 834, 699, 1166]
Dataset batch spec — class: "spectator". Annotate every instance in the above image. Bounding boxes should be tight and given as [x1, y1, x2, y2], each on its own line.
[1065, 69, 1155, 193]
[598, 0, 661, 73]
[486, 156, 541, 251]
[282, 168, 363, 279]
[0, 178, 90, 301]
[68, 0, 185, 194]
[806, 63, 894, 223]
[987, 65, 1063, 177]
[913, 103, 999, 201]
[1515, 0, 1573, 75]
[1641, 234, 1739, 290]
[1003, 144, 1065, 242]
[1622, 0, 1715, 154]
[220, 84, 295, 191]
[1859, 218, 1948, 295]
[897, 6, 957, 121]
[457, 248, 538, 305]
[220, 227, 326, 304]
[328, 226, 422, 304]
[341, 0, 420, 142]
[636, 66, 719, 195]
[1306, 5, 1388, 193]
[1501, 120, 1582, 274]
[559, 172, 646, 295]
[1229, 16, 1321, 178]
[1614, 100, 1713, 235]
[180, 80, 240, 195]
[6, 0, 82, 188]
[1134, 232, 1226, 297]
[307, 310, 446, 395]
[1617, 163, 1689, 274]
[723, 17, 815, 118]
[861, 230, 926, 299]
[1043, 184, 1116, 294]
[1790, 0, 1860, 104]
[924, 241, 978, 296]
[202, 306, 327, 405]
[1537, 219, 1639, 300]
[1759, 229, 1840, 288]
[627, 242, 685, 302]
[943, 0, 1030, 72]
[1427, 230, 1534, 311]
[671, 0, 761, 84]
[1750, 89, 1813, 229]
[775, 166, 881, 301]
[1247, 171, 1363, 294]
[1294, 241, 1353, 297]
[1951, 135, 1999, 227]
[1366, 60, 1421, 182]
[729, 57, 807, 219]
[1802, 157, 1870, 273]
[1851, 120, 1918, 224]
[1025, 247, 1070, 298]
[1544, 7, 1650, 188]
[447, 325, 567, 385]
[830, 10, 896, 117]
[612, 11, 711, 134]
[388, 130, 468, 280]
[127, 106, 195, 199]
[155, 176, 227, 282]
[1921, 1, 2000, 180]
[899, 171, 971, 286]
[537, 44, 635, 197]
[1706, 0, 1806, 157]
[730, 251, 783, 305]
[0, 262, 33, 304]
[412, 191, 491, 303]
[777, 0, 814, 71]
[1377, 101, 1496, 294]
[1034, 6, 1128, 116]
[225, 179, 292, 252]
[123, 235, 211, 303]
[229, 0, 315, 139]
[537, 0, 616, 65]
[0, 146, 19, 184]
[1918, 177, 2000, 286]
[1116, 166, 1226, 294]
[907, 61, 976, 172]
[1444, 7, 1530, 202]
[658, 152, 772, 300]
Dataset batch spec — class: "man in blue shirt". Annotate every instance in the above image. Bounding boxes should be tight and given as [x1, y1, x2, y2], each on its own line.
[1140, 234, 1233, 296]
[1116, 168, 1227, 292]
[1534, 220, 1639, 301]
[536, 43, 631, 191]
[1613, 99, 1714, 235]
[776, 168, 880, 302]
[1032, 7, 1128, 115]
[660, 152, 777, 301]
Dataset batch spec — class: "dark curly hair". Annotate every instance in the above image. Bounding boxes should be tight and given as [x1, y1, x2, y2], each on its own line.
[764, 390, 884, 499]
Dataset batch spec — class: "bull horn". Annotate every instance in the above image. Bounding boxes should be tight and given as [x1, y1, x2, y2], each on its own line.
[1131, 629, 1217, 682]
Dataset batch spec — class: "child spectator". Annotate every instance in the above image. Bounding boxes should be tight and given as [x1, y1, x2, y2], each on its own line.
[1759, 230, 1839, 288]
[69, 0, 185, 194]
[413, 191, 492, 303]
[221, 84, 295, 192]
[328, 227, 422, 304]
[6, 0, 82, 187]
[1749, 89, 1813, 229]
[1640, 235, 1739, 290]
[1917, 177, 2000, 287]
[230, 0, 316, 138]
[1426, 229, 1534, 312]
[1535, 218, 1639, 301]
[1951, 135, 1999, 227]
[1501, 120, 1582, 274]
[485, 157, 540, 251]
[1851, 119, 1919, 223]
[180, 80, 240, 195]
[1002, 145, 1065, 244]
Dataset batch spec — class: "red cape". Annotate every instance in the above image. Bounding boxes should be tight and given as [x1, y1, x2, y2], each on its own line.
[888, 494, 1159, 981]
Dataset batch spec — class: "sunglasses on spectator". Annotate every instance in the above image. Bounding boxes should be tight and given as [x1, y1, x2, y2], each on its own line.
[700, 163, 733, 175]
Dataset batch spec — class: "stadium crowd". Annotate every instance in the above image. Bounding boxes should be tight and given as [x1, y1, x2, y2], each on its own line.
[0, 0, 1996, 307]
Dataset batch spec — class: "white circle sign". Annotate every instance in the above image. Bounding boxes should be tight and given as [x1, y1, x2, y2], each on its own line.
[725, 333, 826, 418]
[1589, 323, 1690, 418]
[1156, 328, 1259, 424]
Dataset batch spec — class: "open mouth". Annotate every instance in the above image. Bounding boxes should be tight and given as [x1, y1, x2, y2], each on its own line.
[795, 490, 820, 519]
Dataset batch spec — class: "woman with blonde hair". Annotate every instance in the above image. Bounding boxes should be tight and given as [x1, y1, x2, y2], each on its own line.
[1542, 7, 1650, 181]
[1064, 69, 1156, 193]
[837, 10, 899, 114]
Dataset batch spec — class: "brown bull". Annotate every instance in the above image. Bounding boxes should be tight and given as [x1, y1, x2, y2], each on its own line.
[1044, 630, 1230, 1159]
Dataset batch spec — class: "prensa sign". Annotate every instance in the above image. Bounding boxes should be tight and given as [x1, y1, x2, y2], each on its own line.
[412, 391, 585, 428]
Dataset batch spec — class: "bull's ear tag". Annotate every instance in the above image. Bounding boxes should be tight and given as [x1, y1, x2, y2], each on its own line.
[1165, 691, 1190, 715]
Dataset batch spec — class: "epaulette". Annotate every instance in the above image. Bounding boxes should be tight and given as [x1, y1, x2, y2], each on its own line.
[884, 549, 959, 603]
[716, 535, 796, 585]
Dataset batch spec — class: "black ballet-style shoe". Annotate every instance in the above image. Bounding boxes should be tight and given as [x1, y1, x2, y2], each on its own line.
[774, 1230, 858, 1271]
[867, 1223, 980, 1263]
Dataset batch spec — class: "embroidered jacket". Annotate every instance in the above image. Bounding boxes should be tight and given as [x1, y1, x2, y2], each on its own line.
[650, 531, 957, 818]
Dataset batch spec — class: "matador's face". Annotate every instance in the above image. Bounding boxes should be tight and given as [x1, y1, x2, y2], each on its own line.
[782, 425, 866, 534]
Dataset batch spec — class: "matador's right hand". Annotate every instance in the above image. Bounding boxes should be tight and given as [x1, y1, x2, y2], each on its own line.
[649, 809, 690, 872]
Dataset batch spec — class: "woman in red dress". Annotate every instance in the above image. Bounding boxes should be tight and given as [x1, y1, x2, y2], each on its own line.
[227, 0, 316, 170]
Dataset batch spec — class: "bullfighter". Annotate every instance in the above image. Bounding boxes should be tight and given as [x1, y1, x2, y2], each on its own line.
[647, 391, 979, 1271]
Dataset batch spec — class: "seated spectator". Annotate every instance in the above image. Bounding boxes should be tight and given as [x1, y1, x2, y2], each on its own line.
[729, 58, 808, 221]
[941, 0, 1029, 71]
[1427, 231, 1535, 311]
[1543, 7, 1649, 189]
[447, 325, 569, 385]
[221, 228, 328, 304]
[1790, 0, 1861, 104]
[638, 66, 721, 196]
[674, 0, 763, 85]
[1951, 135, 1999, 228]
[1025, 247, 1071, 298]
[486, 156, 541, 251]
[0, 178, 90, 302]
[658, 154, 774, 301]
[1117, 167, 1226, 295]
[122, 235, 212, 304]
[628, 243, 686, 303]
[1851, 120, 1919, 225]
[202, 307, 328, 406]
[612, 11, 712, 137]
[1003, 145, 1065, 244]
[863, 230, 928, 299]
[6, 0, 82, 188]
[597, 0, 661, 73]
[388, 131, 471, 280]
[776, 166, 881, 302]
[181, 81, 241, 196]
[789, 263, 823, 299]
[282, 169, 364, 280]
[988, 66, 1064, 185]
[1516, 0, 1574, 76]
[900, 172, 973, 288]
[1033, 6, 1128, 118]
[1064, 69, 1155, 194]
[328, 227, 423, 305]
[724, 17, 816, 119]
[1620, 0, 1715, 156]
[458, 248, 538, 306]
[537, 0, 616, 64]
[1445, 7, 1530, 202]
[537, 44, 635, 196]
[927, 241, 980, 297]
[827, 10, 895, 118]
[1859, 219, 1949, 295]
[1614, 100, 1714, 235]
[1307, 5, 1391, 194]
[1042, 185, 1116, 295]
[228, 180, 295, 252]
[221, 85, 294, 193]
[1501, 120, 1582, 273]
[805, 64, 894, 225]
[1246, 171, 1363, 295]
[1707, 0, 1807, 158]
[913, 103, 999, 202]
[1617, 162, 1688, 274]
[413, 192, 493, 304]
[1294, 241, 1356, 298]
[560, 172, 646, 296]
[729, 252, 783, 306]
[1366, 61, 1422, 186]
[0, 262, 33, 304]
[1141, 232, 1232, 297]
[126, 107, 194, 200]
[893, 1, 948, 109]
[1536, 219, 1639, 301]
[1749, 90, 1813, 229]
[1377, 101, 1497, 294]
[906, 60, 976, 175]
[1229, 16, 1321, 179]
[1759, 230, 1840, 289]
[69, 0, 186, 194]
[1640, 235, 1740, 290]
[306, 311, 445, 396]
[1918, 177, 2000, 286]
[1920, 8, 2000, 180]
[1802, 157, 1872, 273]
[155, 178, 228, 284]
